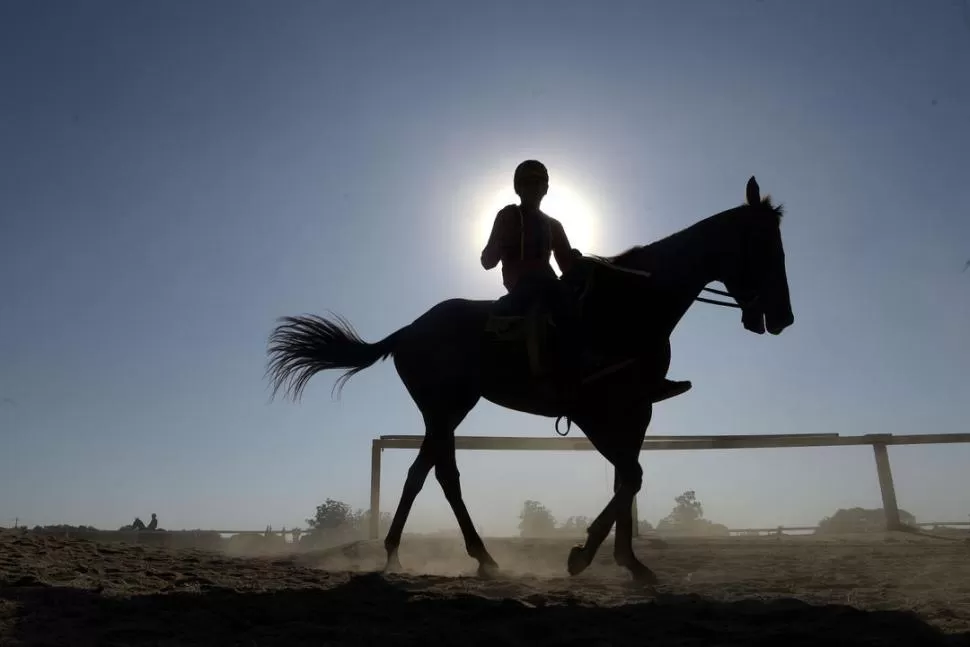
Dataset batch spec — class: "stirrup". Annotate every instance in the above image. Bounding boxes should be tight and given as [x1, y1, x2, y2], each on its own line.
[554, 416, 572, 437]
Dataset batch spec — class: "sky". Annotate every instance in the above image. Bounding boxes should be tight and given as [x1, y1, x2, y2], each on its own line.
[1, 0, 969, 536]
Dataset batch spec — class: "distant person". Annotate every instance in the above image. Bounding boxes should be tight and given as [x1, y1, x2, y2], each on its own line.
[479, 159, 690, 402]
[131, 517, 146, 531]
[147, 513, 158, 531]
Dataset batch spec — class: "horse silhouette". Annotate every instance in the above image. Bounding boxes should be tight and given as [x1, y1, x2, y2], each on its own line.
[267, 176, 794, 582]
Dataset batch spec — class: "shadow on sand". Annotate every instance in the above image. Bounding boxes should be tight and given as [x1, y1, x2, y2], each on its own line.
[2, 573, 967, 647]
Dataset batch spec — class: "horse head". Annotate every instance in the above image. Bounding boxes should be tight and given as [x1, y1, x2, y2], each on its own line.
[719, 176, 793, 335]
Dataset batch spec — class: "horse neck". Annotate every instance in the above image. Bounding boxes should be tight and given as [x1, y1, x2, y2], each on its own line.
[620, 213, 730, 337]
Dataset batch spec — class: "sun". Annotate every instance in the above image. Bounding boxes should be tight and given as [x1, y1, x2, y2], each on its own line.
[475, 180, 600, 259]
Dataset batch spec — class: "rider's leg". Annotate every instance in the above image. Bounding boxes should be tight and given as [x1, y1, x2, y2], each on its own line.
[545, 279, 689, 403]
[542, 278, 586, 400]
[650, 339, 692, 403]
[497, 274, 537, 318]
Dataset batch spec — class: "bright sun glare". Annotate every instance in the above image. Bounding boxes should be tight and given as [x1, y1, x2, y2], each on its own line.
[476, 180, 600, 260]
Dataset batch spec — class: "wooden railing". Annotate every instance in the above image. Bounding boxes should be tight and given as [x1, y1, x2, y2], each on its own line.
[368, 432, 970, 540]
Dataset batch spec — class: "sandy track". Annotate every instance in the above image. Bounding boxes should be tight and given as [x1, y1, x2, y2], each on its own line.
[1, 529, 969, 646]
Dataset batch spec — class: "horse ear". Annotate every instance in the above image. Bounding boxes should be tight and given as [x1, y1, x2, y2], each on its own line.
[746, 176, 760, 205]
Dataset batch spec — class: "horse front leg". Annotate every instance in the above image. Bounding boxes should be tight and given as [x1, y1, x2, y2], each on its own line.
[566, 460, 654, 583]
[567, 405, 656, 583]
[610, 407, 657, 583]
[610, 460, 656, 583]
[566, 485, 623, 576]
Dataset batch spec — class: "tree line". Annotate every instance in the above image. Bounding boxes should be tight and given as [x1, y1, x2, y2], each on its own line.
[517, 490, 924, 538]
[517, 489, 730, 538]
[14, 494, 927, 544]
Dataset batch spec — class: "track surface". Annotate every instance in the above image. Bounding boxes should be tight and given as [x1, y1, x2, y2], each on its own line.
[2, 529, 969, 646]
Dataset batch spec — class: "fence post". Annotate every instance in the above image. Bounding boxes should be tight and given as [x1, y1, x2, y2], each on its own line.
[370, 439, 382, 540]
[631, 496, 640, 537]
[872, 442, 902, 530]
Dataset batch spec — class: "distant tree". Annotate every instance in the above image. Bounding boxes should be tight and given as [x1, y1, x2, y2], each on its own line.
[300, 500, 394, 549]
[34, 524, 99, 532]
[656, 490, 729, 537]
[669, 490, 704, 525]
[518, 500, 557, 537]
[657, 490, 702, 532]
[558, 515, 591, 535]
[637, 519, 654, 535]
[306, 499, 355, 532]
[815, 507, 916, 534]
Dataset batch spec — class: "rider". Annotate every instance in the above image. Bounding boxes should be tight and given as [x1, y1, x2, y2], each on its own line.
[480, 160, 690, 403]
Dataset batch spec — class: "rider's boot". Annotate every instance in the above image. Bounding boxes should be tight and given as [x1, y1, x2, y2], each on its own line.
[652, 378, 692, 403]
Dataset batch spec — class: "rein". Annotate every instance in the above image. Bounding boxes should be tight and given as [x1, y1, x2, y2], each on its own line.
[581, 255, 741, 309]
[697, 286, 741, 309]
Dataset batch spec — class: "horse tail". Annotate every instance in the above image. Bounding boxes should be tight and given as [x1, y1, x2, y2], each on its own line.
[266, 313, 405, 401]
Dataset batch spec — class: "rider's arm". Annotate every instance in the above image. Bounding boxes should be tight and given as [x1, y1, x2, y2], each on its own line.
[550, 218, 576, 275]
[480, 206, 514, 270]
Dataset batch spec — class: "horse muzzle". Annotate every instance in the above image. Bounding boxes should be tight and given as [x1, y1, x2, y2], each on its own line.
[742, 307, 794, 336]
[742, 307, 766, 335]
[765, 309, 794, 335]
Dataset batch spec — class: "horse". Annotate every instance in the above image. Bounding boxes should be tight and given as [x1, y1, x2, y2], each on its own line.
[266, 176, 793, 583]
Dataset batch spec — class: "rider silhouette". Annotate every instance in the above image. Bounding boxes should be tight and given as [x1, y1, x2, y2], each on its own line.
[480, 159, 690, 403]
[480, 160, 585, 394]
[480, 160, 577, 293]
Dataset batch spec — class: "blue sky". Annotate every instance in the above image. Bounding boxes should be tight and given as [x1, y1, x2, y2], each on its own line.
[2, 0, 968, 535]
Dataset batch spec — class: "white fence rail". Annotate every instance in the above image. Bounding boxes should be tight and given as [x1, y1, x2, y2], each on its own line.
[367, 432, 970, 540]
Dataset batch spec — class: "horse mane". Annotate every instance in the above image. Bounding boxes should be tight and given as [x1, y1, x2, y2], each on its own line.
[759, 195, 785, 218]
[594, 195, 785, 270]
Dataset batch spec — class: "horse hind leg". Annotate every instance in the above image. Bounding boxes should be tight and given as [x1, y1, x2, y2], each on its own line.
[379, 308, 486, 573]
[382, 438, 435, 572]
[382, 384, 489, 574]
[431, 424, 499, 578]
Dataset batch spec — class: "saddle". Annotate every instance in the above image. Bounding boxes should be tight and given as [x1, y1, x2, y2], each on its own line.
[482, 256, 693, 413]
[484, 302, 554, 377]
[483, 267, 592, 378]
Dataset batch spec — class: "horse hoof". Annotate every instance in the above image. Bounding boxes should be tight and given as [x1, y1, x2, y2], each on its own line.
[567, 545, 591, 576]
[382, 554, 403, 574]
[477, 562, 501, 579]
[630, 563, 659, 585]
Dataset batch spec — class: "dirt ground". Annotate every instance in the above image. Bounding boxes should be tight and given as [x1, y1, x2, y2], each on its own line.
[2, 528, 969, 646]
